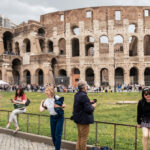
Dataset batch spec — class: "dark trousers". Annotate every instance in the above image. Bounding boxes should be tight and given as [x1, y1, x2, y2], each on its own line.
[50, 115, 64, 150]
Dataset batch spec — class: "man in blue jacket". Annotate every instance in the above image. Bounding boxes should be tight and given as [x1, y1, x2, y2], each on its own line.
[73, 80, 96, 150]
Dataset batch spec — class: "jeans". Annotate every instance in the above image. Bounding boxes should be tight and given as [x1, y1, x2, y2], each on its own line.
[50, 115, 64, 150]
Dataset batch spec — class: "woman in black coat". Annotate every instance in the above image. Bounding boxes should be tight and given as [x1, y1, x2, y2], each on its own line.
[137, 87, 150, 150]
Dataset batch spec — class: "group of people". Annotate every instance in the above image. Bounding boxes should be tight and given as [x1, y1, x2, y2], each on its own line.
[5, 80, 150, 150]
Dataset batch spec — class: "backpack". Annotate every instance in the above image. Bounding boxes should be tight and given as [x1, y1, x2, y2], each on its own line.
[92, 146, 112, 150]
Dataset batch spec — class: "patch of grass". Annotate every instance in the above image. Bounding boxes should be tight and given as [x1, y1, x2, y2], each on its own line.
[0, 91, 143, 149]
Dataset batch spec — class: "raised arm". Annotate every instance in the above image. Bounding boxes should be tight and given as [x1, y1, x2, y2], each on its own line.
[40, 100, 46, 112]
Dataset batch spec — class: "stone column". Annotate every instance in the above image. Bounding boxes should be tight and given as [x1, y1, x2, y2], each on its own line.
[124, 67, 130, 85]
[94, 66, 100, 87]
[109, 65, 115, 88]
[0, 36, 4, 55]
[80, 66, 85, 81]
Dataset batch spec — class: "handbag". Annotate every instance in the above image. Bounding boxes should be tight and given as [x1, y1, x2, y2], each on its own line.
[25, 98, 31, 106]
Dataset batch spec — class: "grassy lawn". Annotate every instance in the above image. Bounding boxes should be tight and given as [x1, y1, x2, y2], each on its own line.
[0, 91, 143, 149]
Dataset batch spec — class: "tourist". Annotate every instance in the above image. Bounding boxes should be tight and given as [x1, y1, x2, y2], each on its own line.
[6, 87, 27, 133]
[137, 87, 150, 150]
[72, 80, 96, 150]
[40, 85, 65, 150]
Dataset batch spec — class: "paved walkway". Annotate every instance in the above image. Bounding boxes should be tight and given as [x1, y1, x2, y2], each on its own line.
[0, 133, 67, 150]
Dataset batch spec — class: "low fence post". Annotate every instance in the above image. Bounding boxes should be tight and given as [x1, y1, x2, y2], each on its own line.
[95, 122, 98, 146]
[38, 115, 40, 135]
[135, 126, 137, 150]
[27, 114, 29, 133]
[114, 124, 116, 150]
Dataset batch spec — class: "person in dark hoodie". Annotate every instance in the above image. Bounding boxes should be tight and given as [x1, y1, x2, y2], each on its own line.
[72, 80, 96, 150]
[137, 87, 150, 150]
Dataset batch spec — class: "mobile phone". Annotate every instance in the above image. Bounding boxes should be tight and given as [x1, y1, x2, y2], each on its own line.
[91, 99, 97, 104]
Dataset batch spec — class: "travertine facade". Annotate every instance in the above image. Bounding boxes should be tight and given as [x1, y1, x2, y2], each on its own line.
[1, 6, 150, 88]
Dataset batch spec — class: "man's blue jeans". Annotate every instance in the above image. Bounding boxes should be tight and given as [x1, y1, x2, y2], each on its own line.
[50, 115, 64, 150]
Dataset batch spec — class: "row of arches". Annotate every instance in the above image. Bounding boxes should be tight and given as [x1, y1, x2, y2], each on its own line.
[71, 67, 150, 86]
[3, 31, 150, 57]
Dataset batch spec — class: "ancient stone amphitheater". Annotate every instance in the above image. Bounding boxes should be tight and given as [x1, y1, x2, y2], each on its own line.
[0, 6, 150, 88]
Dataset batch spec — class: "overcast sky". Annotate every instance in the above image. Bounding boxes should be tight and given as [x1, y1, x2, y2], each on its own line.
[0, 0, 150, 25]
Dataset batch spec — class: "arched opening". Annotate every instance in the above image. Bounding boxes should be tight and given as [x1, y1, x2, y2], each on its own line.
[100, 68, 109, 86]
[85, 36, 94, 56]
[144, 68, 150, 86]
[3, 31, 13, 54]
[128, 24, 137, 33]
[39, 39, 45, 52]
[36, 69, 44, 86]
[15, 42, 20, 55]
[115, 67, 124, 86]
[72, 38, 80, 57]
[129, 36, 138, 56]
[23, 38, 31, 52]
[38, 28, 45, 36]
[72, 26, 80, 35]
[86, 68, 94, 86]
[114, 35, 124, 53]
[59, 69, 67, 76]
[23, 70, 31, 84]
[48, 40, 53, 52]
[12, 59, 21, 85]
[130, 67, 138, 84]
[0, 70, 2, 80]
[144, 35, 150, 55]
[99, 36, 109, 53]
[58, 38, 66, 55]
[55, 69, 69, 86]
[72, 68, 80, 87]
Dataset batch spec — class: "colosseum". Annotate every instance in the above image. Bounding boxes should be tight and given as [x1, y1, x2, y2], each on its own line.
[1, 6, 150, 88]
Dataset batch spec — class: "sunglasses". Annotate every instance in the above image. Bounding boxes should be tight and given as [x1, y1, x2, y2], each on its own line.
[144, 92, 150, 96]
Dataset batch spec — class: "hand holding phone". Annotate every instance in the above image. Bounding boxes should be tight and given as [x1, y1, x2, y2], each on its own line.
[90, 99, 97, 104]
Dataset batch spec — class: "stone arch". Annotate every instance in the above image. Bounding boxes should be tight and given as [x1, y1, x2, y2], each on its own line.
[38, 28, 45, 36]
[12, 58, 21, 85]
[144, 67, 150, 86]
[85, 36, 94, 56]
[35, 69, 44, 86]
[15, 42, 20, 55]
[114, 35, 124, 53]
[48, 40, 53, 52]
[39, 39, 45, 52]
[115, 67, 124, 86]
[23, 38, 31, 52]
[71, 26, 80, 35]
[129, 36, 138, 56]
[3, 31, 13, 54]
[72, 68, 80, 87]
[23, 70, 31, 84]
[130, 67, 138, 84]
[99, 35, 109, 53]
[128, 24, 137, 33]
[72, 38, 80, 57]
[59, 69, 67, 76]
[100, 68, 109, 86]
[144, 35, 150, 55]
[58, 38, 66, 55]
[85, 68, 94, 86]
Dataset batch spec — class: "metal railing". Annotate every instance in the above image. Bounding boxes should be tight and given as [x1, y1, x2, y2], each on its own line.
[0, 110, 138, 150]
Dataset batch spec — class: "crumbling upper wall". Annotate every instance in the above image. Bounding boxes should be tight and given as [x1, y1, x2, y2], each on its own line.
[40, 6, 150, 36]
